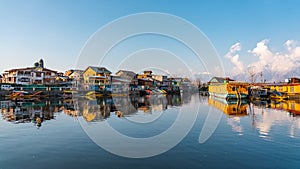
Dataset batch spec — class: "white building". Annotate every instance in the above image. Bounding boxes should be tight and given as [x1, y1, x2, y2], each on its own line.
[2, 65, 59, 85]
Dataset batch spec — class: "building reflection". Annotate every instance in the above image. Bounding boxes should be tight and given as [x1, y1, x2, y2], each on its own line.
[208, 97, 248, 117]
[0, 94, 192, 126]
[69, 94, 190, 122]
[249, 100, 300, 139]
[208, 97, 248, 135]
[0, 100, 65, 128]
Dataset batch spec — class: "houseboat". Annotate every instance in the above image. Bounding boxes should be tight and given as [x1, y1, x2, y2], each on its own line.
[267, 80, 300, 99]
[208, 77, 249, 100]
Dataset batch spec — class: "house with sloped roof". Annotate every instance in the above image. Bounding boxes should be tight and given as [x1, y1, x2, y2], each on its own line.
[82, 66, 112, 90]
[115, 70, 138, 85]
[2, 59, 59, 85]
[115, 70, 136, 79]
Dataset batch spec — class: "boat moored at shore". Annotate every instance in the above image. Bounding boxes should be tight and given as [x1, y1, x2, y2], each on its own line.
[208, 77, 249, 100]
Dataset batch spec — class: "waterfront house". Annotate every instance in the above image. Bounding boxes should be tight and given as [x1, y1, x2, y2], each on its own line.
[137, 70, 170, 89]
[1, 59, 59, 85]
[115, 70, 138, 85]
[69, 70, 84, 81]
[138, 78, 154, 89]
[110, 75, 131, 93]
[64, 69, 84, 88]
[64, 69, 84, 80]
[136, 71, 155, 90]
[82, 66, 112, 90]
[137, 70, 153, 79]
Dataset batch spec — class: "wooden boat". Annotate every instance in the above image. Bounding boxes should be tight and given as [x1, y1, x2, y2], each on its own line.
[7, 91, 43, 100]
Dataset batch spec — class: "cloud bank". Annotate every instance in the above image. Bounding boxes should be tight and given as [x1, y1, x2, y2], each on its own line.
[225, 39, 300, 82]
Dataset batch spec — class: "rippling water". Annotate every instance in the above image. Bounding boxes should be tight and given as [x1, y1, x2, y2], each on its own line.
[0, 94, 300, 169]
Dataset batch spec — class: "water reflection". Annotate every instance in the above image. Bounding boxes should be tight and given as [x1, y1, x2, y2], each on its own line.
[208, 96, 300, 139]
[208, 97, 248, 116]
[250, 100, 300, 140]
[0, 100, 64, 128]
[0, 94, 192, 127]
[1, 94, 300, 140]
[70, 94, 190, 122]
[208, 97, 248, 135]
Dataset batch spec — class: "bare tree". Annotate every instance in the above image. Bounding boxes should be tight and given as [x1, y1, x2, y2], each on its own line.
[247, 66, 257, 84]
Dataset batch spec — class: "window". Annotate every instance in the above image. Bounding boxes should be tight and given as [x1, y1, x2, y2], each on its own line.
[36, 72, 41, 77]
[232, 87, 236, 91]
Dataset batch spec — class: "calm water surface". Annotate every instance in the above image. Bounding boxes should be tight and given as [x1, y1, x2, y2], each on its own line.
[0, 94, 300, 169]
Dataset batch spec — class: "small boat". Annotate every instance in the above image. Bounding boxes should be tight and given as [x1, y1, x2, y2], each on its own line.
[7, 91, 43, 100]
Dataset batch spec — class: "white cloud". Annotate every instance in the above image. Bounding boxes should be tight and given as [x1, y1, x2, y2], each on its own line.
[225, 42, 245, 74]
[285, 40, 296, 51]
[248, 39, 300, 74]
[225, 39, 300, 82]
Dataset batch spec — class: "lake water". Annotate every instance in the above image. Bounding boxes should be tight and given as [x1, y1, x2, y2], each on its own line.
[0, 94, 300, 169]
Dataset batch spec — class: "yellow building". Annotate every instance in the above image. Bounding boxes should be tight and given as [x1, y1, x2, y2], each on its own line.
[137, 70, 153, 79]
[82, 66, 111, 89]
[208, 97, 248, 116]
[208, 77, 249, 100]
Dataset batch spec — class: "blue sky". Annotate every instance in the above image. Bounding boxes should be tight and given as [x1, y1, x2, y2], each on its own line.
[1, 0, 300, 80]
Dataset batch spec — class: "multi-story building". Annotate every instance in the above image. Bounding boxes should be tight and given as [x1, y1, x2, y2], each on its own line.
[1, 59, 59, 85]
[115, 70, 138, 85]
[137, 70, 168, 88]
[82, 66, 112, 90]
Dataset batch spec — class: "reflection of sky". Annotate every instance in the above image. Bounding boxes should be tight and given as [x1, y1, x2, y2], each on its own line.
[227, 117, 243, 135]
[253, 107, 300, 140]
[226, 106, 300, 140]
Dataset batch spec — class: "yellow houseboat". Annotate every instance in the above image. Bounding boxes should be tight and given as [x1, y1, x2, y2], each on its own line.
[268, 83, 300, 98]
[208, 77, 249, 100]
[208, 97, 248, 116]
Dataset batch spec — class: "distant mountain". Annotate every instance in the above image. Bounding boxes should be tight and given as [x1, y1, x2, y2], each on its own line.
[232, 65, 300, 83]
